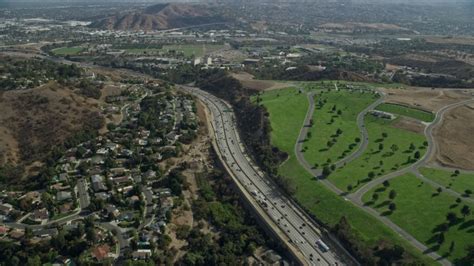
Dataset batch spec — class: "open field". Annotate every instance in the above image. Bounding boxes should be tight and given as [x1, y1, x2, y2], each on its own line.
[51, 46, 85, 56]
[303, 90, 377, 166]
[380, 87, 471, 113]
[362, 173, 474, 263]
[433, 104, 474, 171]
[328, 115, 427, 192]
[375, 103, 435, 122]
[420, 167, 474, 196]
[259, 87, 433, 264]
[232, 72, 291, 91]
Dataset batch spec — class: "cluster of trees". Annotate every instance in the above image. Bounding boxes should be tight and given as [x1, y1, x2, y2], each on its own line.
[76, 79, 102, 99]
[0, 57, 83, 90]
[0, 217, 111, 265]
[186, 168, 278, 265]
[333, 216, 413, 265]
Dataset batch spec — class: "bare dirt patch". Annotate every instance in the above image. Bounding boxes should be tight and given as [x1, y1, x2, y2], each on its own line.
[380, 87, 471, 112]
[231, 72, 290, 91]
[391, 117, 425, 134]
[433, 104, 474, 170]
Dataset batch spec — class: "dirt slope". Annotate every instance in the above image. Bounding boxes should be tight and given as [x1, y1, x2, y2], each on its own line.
[0, 82, 104, 166]
[433, 104, 474, 170]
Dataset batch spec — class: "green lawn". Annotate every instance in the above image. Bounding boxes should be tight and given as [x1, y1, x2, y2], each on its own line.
[259, 87, 434, 264]
[303, 90, 377, 167]
[328, 115, 427, 192]
[376, 103, 435, 122]
[51, 46, 84, 56]
[257, 88, 308, 152]
[362, 173, 474, 262]
[420, 167, 474, 196]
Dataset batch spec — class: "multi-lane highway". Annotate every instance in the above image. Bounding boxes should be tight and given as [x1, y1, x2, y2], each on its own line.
[181, 85, 354, 266]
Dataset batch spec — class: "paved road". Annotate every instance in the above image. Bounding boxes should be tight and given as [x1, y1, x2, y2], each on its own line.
[181, 85, 357, 266]
[101, 222, 130, 258]
[77, 178, 90, 209]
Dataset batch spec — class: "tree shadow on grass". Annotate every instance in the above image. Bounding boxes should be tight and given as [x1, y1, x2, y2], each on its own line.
[381, 210, 393, 216]
[459, 219, 474, 230]
[375, 187, 386, 193]
[375, 200, 391, 208]
[426, 235, 442, 246]
[364, 201, 374, 206]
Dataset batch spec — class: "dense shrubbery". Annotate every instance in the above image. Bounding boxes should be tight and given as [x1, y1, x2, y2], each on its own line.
[0, 57, 83, 90]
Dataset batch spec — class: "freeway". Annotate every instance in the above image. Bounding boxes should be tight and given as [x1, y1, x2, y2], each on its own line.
[181, 85, 354, 266]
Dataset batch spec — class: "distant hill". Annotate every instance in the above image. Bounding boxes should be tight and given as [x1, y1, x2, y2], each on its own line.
[90, 3, 227, 31]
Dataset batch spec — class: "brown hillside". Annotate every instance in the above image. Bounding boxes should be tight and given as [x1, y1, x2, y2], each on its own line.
[90, 3, 226, 31]
[0, 82, 104, 166]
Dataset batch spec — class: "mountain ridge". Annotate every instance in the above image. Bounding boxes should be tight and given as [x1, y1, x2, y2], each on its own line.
[90, 3, 226, 31]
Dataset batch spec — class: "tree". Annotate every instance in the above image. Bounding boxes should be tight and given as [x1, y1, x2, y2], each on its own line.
[465, 245, 474, 263]
[307, 132, 312, 139]
[389, 202, 396, 212]
[322, 166, 331, 177]
[446, 212, 457, 225]
[389, 189, 397, 200]
[336, 128, 343, 135]
[409, 143, 416, 151]
[378, 143, 384, 151]
[461, 205, 471, 218]
[382, 132, 388, 138]
[454, 169, 460, 176]
[390, 144, 399, 153]
[355, 137, 361, 143]
[383, 180, 390, 187]
[368, 171, 375, 179]
[437, 233, 445, 245]
[372, 193, 379, 201]
[347, 185, 353, 191]
[414, 151, 421, 159]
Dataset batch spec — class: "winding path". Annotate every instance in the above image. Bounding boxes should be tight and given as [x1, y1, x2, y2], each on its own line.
[292, 87, 474, 265]
[351, 97, 474, 204]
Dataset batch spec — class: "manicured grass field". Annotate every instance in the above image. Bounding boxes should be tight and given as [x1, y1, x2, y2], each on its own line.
[280, 157, 433, 264]
[259, 86, 434, 264]
[328, 115, 427, 192]
[51, 46, 84, 56]
[420, 167, 474, 196]
[303, 90, 377, 167]
[256, 88, 309, 152]
[376, 103, 435, 122]
[362, 173, 474, 262]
